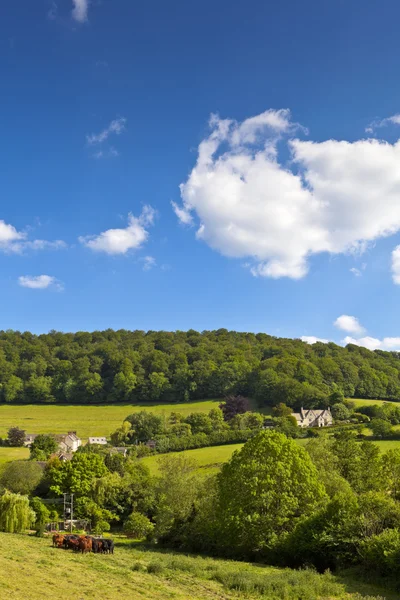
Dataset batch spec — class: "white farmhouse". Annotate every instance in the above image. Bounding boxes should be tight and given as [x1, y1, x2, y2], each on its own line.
[55, 432, 82, 453]
[88, 436, 108, 445]
[292, 407, 333, 428]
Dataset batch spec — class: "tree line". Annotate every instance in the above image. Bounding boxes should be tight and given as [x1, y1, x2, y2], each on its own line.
[1, 328, 400, 406]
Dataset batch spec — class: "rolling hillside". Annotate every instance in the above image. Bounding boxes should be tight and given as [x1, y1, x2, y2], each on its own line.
[0, 533, 393, 600]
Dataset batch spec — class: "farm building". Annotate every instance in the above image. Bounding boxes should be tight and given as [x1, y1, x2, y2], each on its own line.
[24, 433, 39, 447]
[88, 436, 108, 445]
[54, 432, 82, 453]
[292, 407, 333, 428]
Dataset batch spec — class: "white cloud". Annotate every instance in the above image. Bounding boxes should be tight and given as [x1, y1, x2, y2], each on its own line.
[334, 315, 365, 334]
[171, 201, 193, 226]
[301, 336, 329, 344]
[175, 109, 400, 279]
[79, 206, 155, 255]
[391, 245, 400, 284]
[18, 275, 63, 291]
[350, 263, 366, 277]
[365, 114, 400, 134]
[0, 220, 25, 249]
[72, 0, 89, 23]
[0, 219, 66, 254]
[87, 118, 127, 145]
[343, 335, 400, 351]
[142, 256, 156, 271]
[92, 147, 119, 160]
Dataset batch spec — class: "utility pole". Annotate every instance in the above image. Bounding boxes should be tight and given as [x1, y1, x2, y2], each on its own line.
[63, 493, 74, 532]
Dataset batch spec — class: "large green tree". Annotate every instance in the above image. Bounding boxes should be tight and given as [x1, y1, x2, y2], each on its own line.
[214, 431, 327, 557]
[0, 461, 43, 495]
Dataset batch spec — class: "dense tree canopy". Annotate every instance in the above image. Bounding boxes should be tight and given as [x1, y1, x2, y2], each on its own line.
[0, 329, 399, 406]
[213, 431, 327, 557]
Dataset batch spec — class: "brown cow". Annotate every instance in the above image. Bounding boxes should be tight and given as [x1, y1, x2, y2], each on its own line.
[52, 534, 64, 548]
[67, 538, 80, 552]
[78, 537, 92, 554]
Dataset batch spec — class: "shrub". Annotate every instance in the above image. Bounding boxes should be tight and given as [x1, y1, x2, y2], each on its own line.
[147, 561, 164, 574]
[123, 512, 154, 539]
[360, 528, 400, 576]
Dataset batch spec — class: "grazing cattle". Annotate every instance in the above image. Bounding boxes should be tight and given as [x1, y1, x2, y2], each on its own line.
[102, 539, 114, 554]
[52, 534, 64, 547]
[67, 538, 81, 552]
[78, 537, 92, 554]
[91, 539, 103, 554]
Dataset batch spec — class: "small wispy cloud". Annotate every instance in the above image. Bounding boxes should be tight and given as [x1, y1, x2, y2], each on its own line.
[171, 201, 193, 226]
[350, 263, 366, 277]
[142, 256, 156, 271]
[0, 220, 66, 254]
[87, 118, 127, 145]
[18, 275, 63, 291]
[365, 114, 400, 134]
[72, 0, 89, 23]
[79, 206, 155, 255]
[48, 1, 58, 20]
[92, 147, 119, 160]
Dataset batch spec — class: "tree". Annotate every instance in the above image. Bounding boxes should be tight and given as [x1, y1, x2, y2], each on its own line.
[219, 395, 250, 421]
[48, 453, 108, 496]
[383, 448, 400, 499]
[274, 415, 299, 438]
[306, 438, 352, 498]
[0, 491, 35, 533]
[3, 376, 24, 403]
[123, 512, 154, 539]
[184, 413, 213, 435]
[214, 431, 327, 557]
[0, 461, 43, 495]
[154, 455, 200, 540]
[30, 497, 50, 532]
[272, 403, 292, 418]
[370, 418, 393, 439]
[331, 403, 351, 421]
[7, 427, 26, 447]
[30, 435, 58, 460]
[124, 411, 164, 443]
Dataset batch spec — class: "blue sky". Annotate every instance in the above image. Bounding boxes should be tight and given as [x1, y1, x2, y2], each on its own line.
[2, 0, 400, 348]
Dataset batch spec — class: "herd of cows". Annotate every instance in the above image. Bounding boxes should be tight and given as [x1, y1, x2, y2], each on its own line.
[52, 533, 115, 554]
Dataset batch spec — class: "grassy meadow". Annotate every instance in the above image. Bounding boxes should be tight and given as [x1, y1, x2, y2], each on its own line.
[0, 396, 399, 468]
[0, 400, 222, 441]
[0, 533, 392, 600]
[142, 442, 245, 474]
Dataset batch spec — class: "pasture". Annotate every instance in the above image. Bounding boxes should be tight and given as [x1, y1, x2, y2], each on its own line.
[142, 443, 245, 474]
[350, 398, 400, 408]
[0, 399, 221, 441]
[0, 533, 392, 600]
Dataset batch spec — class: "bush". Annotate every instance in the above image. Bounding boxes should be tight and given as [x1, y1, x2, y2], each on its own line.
[147, 561, 164, 574]
[123, 512, 154, 539]
[360, 528, 400, 576]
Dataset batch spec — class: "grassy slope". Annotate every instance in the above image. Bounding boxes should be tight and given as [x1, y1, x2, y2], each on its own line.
[142, 443, 245, 474]
[0, 533, 392, 600]
[0, 400, 221, 440]
[351, 398, 399, 407]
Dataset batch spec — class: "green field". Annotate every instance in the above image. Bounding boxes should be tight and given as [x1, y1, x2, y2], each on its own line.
[0, 400, 221, 441]
[350, 398, 400, 408]
[142, 443, 245, 474]
[0, 533, 392, 600]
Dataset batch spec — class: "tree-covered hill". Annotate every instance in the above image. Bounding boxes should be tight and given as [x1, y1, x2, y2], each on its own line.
[0, 328, 399, 406]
